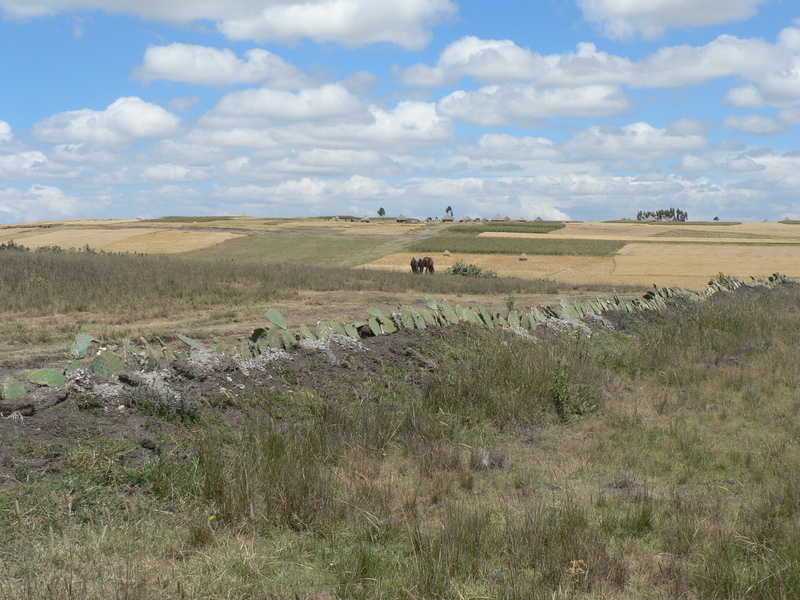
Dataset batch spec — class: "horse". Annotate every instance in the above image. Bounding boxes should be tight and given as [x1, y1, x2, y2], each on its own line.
[421, 256, 435, 274]
[410, 256, 422, 274]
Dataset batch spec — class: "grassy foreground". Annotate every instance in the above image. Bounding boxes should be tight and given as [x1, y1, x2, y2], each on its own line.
[1, 253, 799, 598]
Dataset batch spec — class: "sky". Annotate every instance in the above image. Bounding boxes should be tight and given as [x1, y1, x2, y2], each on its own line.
[0, 0, 799, 223]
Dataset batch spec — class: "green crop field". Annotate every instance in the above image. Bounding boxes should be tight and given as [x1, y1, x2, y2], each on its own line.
[407, 233, 626, 256]
[447, 221, 566, 235]
[183, 228, 410, 267]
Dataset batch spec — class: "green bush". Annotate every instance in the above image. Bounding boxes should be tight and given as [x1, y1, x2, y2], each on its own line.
[446, 261, 497, 278]
[0, 240, 30, 252]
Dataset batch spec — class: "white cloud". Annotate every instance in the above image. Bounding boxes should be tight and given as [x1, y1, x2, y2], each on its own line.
[135, 43, 312, 88]
[0, 140, 84, 179]
[0, 184, 92, 222]
[753, 58, 800, 107]
[33, 97, 180, 147]
[219, 177, 381, 207]
[218, 149, 408, 179]
[221, 167, 796, 222]
[726, 85, 765, 109]
[460, 134, 562, 161]
[0, 150, 51, 178]
[342, 71, 381, 96]
[641, 35, 781, 87]
[168, 96, 201, 113]
[219, 0, 456, 48]
[724, 114, 787, 135]
[401, 34, 791, 93]
[368, 101, 453, 146]
[0, 0, 456, 49]
[438, 84, 631, 125]
[92, 164, 211, 186]
[400, 39, 636, 88]
[722, 156, 766, 171]
[665, 119, 715, 136]
[779, 26, 800, 52]
[676, 156, 716, 173]
[778, 108, 800, 124]
[401, 36, 539, 86]
[210, 84, 366, 123]
[564, 122, 709, 160]
[196, 89, 452, 153]
[577, 0, 768, 40]
[0, 121, 13, 144]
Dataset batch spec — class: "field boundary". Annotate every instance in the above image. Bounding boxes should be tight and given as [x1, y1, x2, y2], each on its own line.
[2, 273, 790, 400]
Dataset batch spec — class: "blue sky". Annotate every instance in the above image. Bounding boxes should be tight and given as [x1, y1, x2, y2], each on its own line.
[0, 0, 798, 223]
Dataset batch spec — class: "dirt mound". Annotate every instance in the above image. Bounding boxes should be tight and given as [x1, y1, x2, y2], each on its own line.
[0, 328, 441, 485]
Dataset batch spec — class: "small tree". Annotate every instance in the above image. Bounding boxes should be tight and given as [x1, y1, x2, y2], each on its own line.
[446, 205, 453, 217]
[377, 207, 386, 217]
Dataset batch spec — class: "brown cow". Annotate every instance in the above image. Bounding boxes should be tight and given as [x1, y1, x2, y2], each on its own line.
[420, 256, 435, 274]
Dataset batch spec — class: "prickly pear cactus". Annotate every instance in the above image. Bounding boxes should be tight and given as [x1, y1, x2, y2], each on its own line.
[316, 321, 331, 339]
[399, 306, 415, 329]
[368, 318, 382, 336]
[68, 334, 99, 359]
[28, 369, 67, 388]
[2, 377, 27, 400]
[378, 316, 397, 334]
[267, 309, 288, 330]
[424, 294, 438, 311]
[177, 334, 205, 350]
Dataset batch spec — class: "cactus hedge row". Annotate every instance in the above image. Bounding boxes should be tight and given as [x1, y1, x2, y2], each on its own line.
[0, 273, 792, 400]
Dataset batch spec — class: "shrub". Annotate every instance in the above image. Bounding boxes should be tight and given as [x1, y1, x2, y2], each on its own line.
[0, 240, 30, 252]
[446, 261, 497, 278]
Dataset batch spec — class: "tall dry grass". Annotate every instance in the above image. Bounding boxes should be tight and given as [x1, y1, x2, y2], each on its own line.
[0, 248, 565, 317]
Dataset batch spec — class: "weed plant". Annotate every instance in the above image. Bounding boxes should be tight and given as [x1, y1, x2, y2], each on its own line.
[2, 279, 800, 598]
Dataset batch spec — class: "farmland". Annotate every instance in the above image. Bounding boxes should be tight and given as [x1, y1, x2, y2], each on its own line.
[3, 217, 799, 288]
[1, 216, 800, 599]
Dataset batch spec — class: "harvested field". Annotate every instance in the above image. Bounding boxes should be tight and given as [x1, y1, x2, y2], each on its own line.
[0, 227, 245, 254]
[612, 243, 800, 288]
[363, 241, 800, 289]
